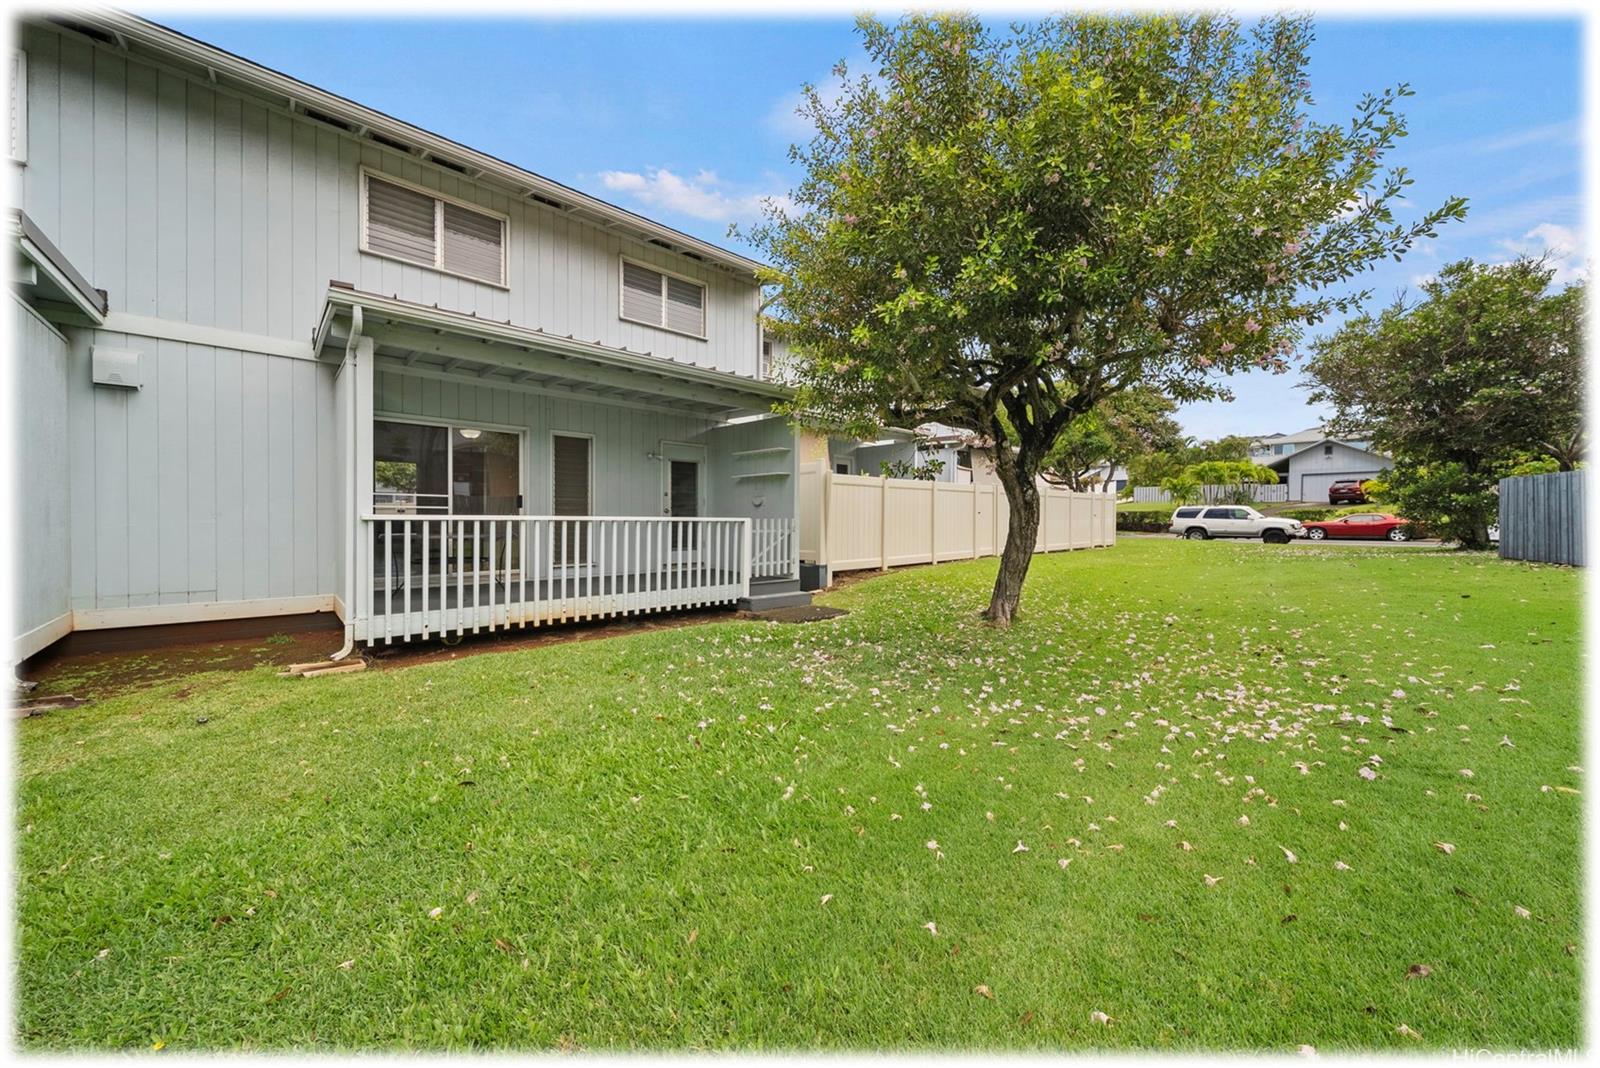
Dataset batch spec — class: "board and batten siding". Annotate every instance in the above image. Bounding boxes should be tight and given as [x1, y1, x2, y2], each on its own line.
[705, 416, 800, 523]
[10, 299, 73, 656]
[373, 368, 724, 518]
[18, 22, 764, 377]
[62, 328, 340, 614]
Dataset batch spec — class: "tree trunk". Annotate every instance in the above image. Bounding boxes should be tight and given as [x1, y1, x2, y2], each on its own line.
[984, 461, 1039, 626]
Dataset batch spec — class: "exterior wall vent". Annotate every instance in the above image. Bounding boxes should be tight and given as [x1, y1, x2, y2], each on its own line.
[369, 131, 414, 154]
[303, 107, 353, 132]
[91, 346, 142, 389]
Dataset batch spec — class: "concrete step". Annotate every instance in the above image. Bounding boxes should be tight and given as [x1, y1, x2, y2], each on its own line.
[739, 588, 813, 611]
[750, 576, 803, 595]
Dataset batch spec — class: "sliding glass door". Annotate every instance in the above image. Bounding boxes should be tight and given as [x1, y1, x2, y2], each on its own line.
[372, 419, 524, 590]
[373, 421, 450, 515]
[450, 427, 521, 515]
[373, 419, 521, 516]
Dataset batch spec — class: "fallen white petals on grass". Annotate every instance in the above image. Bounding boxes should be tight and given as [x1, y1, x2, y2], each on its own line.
[820, 894, 833, 906]
[1334, 860, 1351, 871]
[1013, 840, 1030, 854]
[1433, 842, 1456, 855]
[1280, 846, 1298, 864]
[1237, 815, 1251, 826]
[923, 921, 939, 936]
[1058, 858, 1071, 870]
[1514, 905, 1532, 920]
[1090, 1010, 1113, 1026]
[428, 907, 444, 920]
[1204, 874, 1224, 887]
[1396, 1024, 1422, 1040]
[337, 959, 355, 970]
[1358, 766, 1378, 781]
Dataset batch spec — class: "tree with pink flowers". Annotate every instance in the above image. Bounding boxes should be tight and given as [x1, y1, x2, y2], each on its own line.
[750, 12, 1464, 623]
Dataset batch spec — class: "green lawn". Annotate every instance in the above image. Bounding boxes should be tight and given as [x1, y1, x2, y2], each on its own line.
[16, 540, 1582, 1051]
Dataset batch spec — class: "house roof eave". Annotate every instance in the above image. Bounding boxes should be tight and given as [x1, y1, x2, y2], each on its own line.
[46, 10, 770, 281]
[318, 287, 792, 414]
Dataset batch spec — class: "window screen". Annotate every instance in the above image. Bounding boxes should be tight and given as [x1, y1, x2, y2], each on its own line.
[364, 173, 505, 285]
[619, 258, 707, 336]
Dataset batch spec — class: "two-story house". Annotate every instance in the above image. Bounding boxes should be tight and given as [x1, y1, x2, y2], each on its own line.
[9, 11, 806, 664]
[1248, 427, 1391, 502]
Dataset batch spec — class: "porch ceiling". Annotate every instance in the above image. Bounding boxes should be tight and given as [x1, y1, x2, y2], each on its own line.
[317, 287, 788, 420]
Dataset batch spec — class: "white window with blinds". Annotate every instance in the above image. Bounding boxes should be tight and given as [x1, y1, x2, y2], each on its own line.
[360, 169, 507, 286]
[618, 256, 707, 339]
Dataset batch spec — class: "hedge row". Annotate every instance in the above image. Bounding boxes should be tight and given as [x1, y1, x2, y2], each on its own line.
[1116, 506, 1174, 532]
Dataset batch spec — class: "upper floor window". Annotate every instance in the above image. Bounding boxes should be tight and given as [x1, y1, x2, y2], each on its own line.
[360, 170, 507, 287]
[620, 257, 706, 339]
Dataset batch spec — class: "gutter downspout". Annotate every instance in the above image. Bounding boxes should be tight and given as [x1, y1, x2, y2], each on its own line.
[328, 305, 364, 661]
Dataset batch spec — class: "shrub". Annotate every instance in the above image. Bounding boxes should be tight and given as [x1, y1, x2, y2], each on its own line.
[1281, 506, 1340, 522]
[1117, 505, 1174, 533]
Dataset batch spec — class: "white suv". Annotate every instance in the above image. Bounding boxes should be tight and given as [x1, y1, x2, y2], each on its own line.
[1169, 505, 1305, 544]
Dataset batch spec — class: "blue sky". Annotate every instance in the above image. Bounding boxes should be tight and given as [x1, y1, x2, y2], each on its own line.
[152, 12, 1585, 441]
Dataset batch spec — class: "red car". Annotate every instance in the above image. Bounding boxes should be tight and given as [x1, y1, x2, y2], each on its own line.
[1327, 479, 1371, 504]
[1302, 512, 1413, 541]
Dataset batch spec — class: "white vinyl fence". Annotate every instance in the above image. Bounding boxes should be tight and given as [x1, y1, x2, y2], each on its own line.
[1130, 482, 1290, 504]
[798, 461, 1114, 574]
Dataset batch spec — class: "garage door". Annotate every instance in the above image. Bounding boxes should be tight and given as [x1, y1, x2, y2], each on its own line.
[1299, 471, 1372, 503]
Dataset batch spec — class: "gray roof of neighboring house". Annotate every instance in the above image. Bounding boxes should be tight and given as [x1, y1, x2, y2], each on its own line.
[1263, 438, 1392, 471]
[1254, 426, 1341, 446]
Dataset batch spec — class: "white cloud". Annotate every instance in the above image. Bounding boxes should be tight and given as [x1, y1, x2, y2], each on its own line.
[762, 52, 874, 143]
[1424, 118, 1581, 162]
[1496, 222, 1588, 285]
[596, 167, 791, 224]
[764, 80, 847, 142]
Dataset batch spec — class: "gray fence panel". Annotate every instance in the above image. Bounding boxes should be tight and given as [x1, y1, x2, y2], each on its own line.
[1498, 470, 1586, 566]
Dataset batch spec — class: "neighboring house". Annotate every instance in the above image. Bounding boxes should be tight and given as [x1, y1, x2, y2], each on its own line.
[805, 423, 975, 482]
[1249, 426, 1375, 462]
[8, 12, 807, 663]
[1077, 463, 1128, 494]
[1264, 439, 1393, 503]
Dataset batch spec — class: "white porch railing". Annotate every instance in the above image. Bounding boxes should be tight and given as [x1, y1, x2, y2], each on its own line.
[751, 517, 797, 579]
[355, 515, 751, 645]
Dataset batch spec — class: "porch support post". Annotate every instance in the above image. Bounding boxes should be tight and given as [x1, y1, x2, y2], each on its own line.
[742, 518, 753, 599]
[350, 334, 375, 644]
